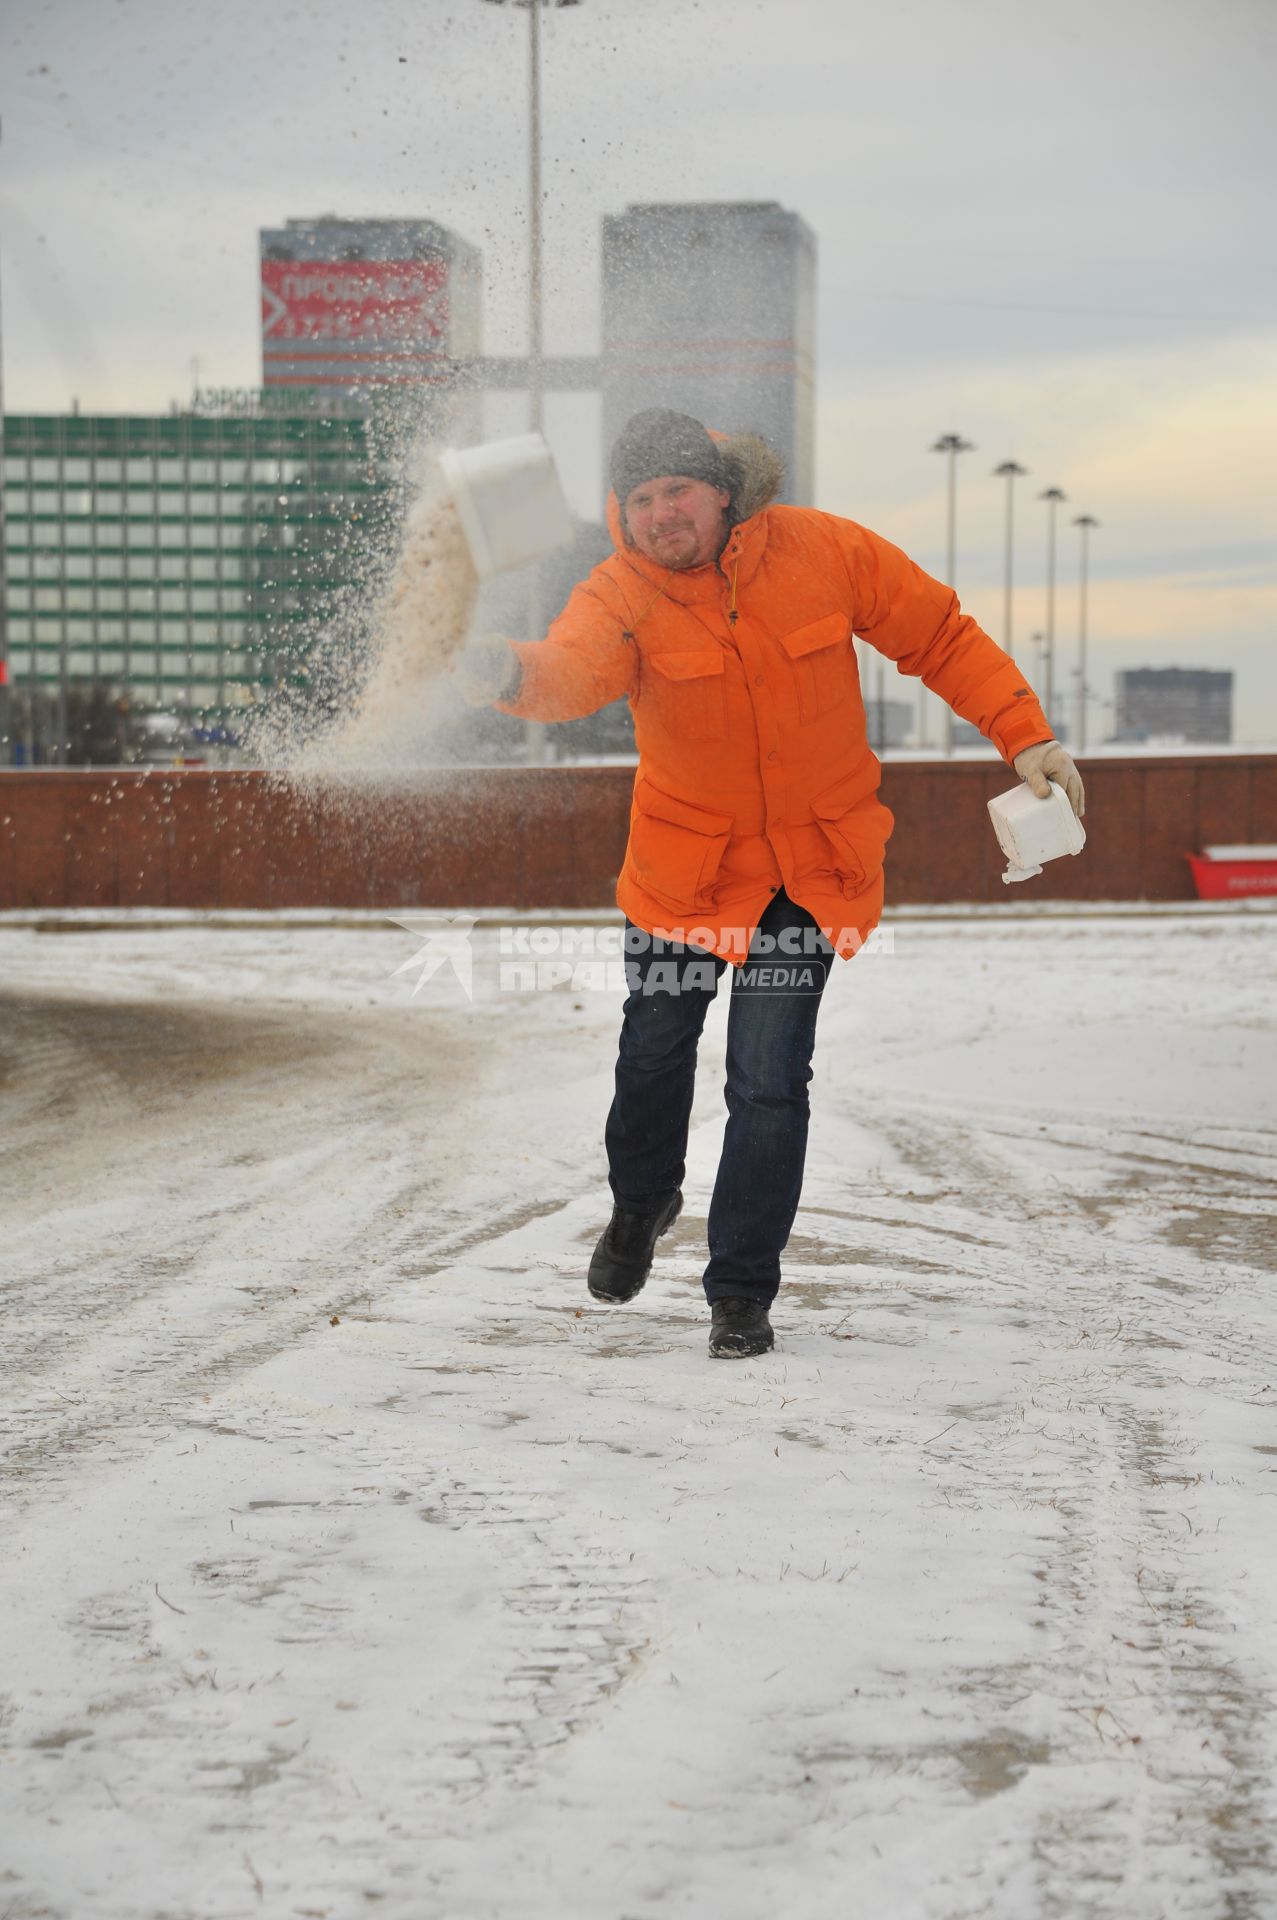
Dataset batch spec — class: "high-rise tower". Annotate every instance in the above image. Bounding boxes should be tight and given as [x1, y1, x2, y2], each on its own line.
[601, 202, 816, 504]
[259, 216, 482, 409]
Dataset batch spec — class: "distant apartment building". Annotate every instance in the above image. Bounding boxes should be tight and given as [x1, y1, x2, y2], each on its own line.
[601, 202, 816, 504]
[0, 395, 616, 766]
[1, 395, 390, 754]
[1114, 667, 1233, 745]
[865, 698, 916, 751]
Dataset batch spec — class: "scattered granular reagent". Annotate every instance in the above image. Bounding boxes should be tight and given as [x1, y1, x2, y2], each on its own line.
[313, 484, 478, 773]
[245, 452, 480, 781]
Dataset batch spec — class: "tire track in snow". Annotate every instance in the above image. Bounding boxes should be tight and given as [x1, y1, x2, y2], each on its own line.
[0, 990, 597, 1519]
[833, 1094, 1277, 1390]
[424, 1475, 651, 1789]
[1014, 1398, 1275, 1917]
[784, 1081, 1277, 1916]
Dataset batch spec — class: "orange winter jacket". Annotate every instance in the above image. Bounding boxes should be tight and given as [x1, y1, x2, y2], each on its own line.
[497, 434, 1053, 964]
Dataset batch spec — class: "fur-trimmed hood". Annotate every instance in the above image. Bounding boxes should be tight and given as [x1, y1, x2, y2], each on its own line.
[718, 432, 786, 525]
[606, 429, 786, 552]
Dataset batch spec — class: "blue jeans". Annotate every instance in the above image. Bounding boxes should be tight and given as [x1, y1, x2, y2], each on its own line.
[604, 889, 834, 1306]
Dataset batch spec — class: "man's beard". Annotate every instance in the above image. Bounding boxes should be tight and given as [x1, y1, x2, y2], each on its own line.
[653, 525, 697, 567]
[623, 507, 730, 568]
[647, 517, 728, 569]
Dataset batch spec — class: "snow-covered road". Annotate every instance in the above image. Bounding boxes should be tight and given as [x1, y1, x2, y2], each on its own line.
[2, 905, 1276, 1919]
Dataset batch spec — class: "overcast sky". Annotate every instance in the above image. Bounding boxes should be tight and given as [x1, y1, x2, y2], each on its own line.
[3, 0, 1274, 740]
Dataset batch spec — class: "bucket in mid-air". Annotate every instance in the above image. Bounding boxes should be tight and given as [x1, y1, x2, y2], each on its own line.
[439, 433, 575, 579]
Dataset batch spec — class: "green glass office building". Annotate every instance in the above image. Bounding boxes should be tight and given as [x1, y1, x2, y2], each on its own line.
[1, 394, 398, 754]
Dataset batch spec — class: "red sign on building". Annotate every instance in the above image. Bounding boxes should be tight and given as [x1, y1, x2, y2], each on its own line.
[260, 260, 450, 346]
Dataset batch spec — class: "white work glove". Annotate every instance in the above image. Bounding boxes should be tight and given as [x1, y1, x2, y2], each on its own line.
[451, 635, 521, 708]
[1013, 739, 1085, 819]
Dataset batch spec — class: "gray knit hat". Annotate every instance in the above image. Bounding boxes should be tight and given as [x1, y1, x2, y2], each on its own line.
[609, 408, 724, 505]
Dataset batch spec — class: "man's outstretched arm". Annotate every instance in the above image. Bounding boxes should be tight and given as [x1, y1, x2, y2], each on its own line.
[827, 515, 1051, 756]
[825, 513, 1084, 815]
[453, 579, 636, 722]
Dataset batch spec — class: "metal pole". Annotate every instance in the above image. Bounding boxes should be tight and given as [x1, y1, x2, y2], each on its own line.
[1004, 471, 1013, 658]
[1039, 487, 1066, 739]
[930, 433, 972, 757]
[915, 654, 930, 751]
[1074, 515, 1098, 753]
[994, 460, 1026, 663]
[943, 442, 956, 757]
[1075, 522, 1085, 752]
[528, 1, 544, 439]
[480, 2, 576, 763]
[525, 0, 547, 765]
[1046, 503, 1055, 730]
[0, 115, 10, 766]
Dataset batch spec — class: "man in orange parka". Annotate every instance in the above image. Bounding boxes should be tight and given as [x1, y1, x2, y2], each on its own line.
[457, 409, 1084, 1359]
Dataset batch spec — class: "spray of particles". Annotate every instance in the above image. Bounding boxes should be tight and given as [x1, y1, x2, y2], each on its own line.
[304, 482, 478, 773]
[243, 448, 479, 783]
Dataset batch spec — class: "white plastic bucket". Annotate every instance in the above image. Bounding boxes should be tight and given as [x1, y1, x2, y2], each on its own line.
[987, 777, 1086, 885]
[439, 433, 574, 579]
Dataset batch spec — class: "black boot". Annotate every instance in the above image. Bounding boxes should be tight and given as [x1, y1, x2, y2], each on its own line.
[708, 1297, 774, 1358]
[588, 1192, 683, 1303]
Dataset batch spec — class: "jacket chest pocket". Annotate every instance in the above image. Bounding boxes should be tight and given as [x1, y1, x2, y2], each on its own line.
[643, 648, 728, 742]
[779, 613, 854, 725]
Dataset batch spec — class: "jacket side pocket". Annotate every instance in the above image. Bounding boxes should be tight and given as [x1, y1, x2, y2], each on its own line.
[628, 777, 735, 915]
[810, 767, 895, 893]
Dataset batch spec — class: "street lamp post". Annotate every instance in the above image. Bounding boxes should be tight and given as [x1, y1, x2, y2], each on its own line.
[993, 460, 1027, 663]
[0, 115, 10, 766]
[930, 432, 974, 755]
[481, 0, 580, 421]
[480, 1, 580, 764]
[1038, 487, 1067, 738]
[1073, 514, 1099, 753]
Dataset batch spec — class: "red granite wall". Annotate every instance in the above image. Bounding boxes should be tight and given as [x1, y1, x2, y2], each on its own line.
[1, 756, 1273, 910]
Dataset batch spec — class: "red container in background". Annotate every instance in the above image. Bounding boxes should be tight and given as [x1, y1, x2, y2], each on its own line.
[1187, 845, 1277, 899]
